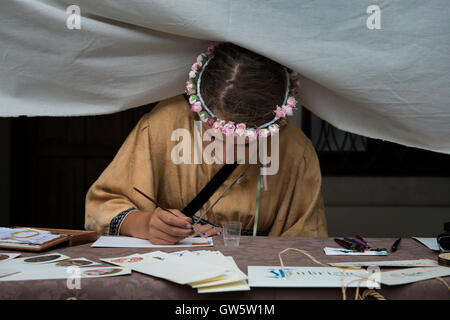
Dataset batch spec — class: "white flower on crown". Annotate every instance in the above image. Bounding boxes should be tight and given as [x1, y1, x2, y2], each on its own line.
[245, 128, 257, 141]
[197, 53, 206, 64]
[235, 123, 246, 136]
[268, 124, 280, 135]
[259, 128, 270, 138]
[189, 95, 198, 105]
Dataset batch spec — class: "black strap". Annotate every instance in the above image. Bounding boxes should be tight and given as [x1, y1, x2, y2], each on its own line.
[182, 163, 238, 220]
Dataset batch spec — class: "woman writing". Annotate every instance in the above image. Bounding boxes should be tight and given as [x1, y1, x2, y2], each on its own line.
[85, 42, 328, 244]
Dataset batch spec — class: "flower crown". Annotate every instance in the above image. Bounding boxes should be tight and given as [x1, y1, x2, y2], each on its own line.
[185, 43, 301, 140]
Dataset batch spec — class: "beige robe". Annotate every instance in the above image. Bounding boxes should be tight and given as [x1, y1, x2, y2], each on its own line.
[85, 94, 328, 237]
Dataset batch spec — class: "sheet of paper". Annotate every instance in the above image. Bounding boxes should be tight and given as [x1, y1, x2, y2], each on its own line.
[380, 266, 450, 286]
[248, 266, 373, 288]
[412, 237, 440, 251]
[0, 255, 103, 280]
[330, 259, 439, 268]
[324, 247, 389, 256]
[101, 251, 227, 284]
[0, 253, 21, 263]
[0, 266, 131, 281]
[197, 280, 250, 293]
[91, 236, 213, 248]
[0, 253, 70, 268]
[3, 257, 101, 274]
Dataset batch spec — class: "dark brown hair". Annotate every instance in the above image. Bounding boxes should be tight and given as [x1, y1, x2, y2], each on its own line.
[200, 42, 287, 127]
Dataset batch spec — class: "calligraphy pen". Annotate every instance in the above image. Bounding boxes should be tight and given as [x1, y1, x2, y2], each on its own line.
[133, 187, 201, 234]
[391, 237, 402, 252]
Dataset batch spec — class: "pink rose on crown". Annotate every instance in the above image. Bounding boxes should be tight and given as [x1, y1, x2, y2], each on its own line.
[207, 118, 215, 127]
[191, 102, 202, 113]
[223, 122, 236, 136]
[197, 54, 206, 64]
[185, 81, 196, 94]
[213, 119, 225, 132]
[235, 123, 246, 136]
[189, 70, 196, 79]
[191, 62, 201, 72]
[286, 96, 297, 107]
[275, 107, 286, 119]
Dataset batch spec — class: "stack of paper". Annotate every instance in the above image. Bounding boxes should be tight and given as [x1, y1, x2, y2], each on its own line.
[102, 250, 250, 293]
[0, 252, 130, 281]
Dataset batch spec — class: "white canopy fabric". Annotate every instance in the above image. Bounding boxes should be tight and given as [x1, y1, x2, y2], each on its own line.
[1, 0, 449, 154]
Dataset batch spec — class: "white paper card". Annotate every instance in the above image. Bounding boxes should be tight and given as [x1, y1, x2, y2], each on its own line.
[380, 266, 450, 285]
[197, 280, 250, 293]
[324, 247, 388, 256]
[91, 236, 213, 248]
[331, 259, 439, 268]
[101, 251, 227, 285]
[248, 266, 374, 288]
[412, 237, 440, 251]
[0, 266, 131, 281]
[0, 253, 21, 263]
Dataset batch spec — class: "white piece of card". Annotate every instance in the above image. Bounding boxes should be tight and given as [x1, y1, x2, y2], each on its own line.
[330, 259, 439, 268]
[0, 253, 70, 268]
[91, 236, 213, 248]
[380, 266, 450, 286]
[248, 266, 374, 288]
[324, 247, 389, 256]
[0, 253, 21, 263]
[0, 266, 131, 281]
[197, 280, 250, 293]
[412, 237, 440, 251]
[101, 251, 227, 285]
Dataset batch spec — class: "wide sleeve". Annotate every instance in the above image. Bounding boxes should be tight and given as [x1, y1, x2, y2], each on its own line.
[84, 113, 157, 235]
[276, 142, 328, 237]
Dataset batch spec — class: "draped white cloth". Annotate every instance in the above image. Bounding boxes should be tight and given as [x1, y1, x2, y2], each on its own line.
[1, 0, 449, 154]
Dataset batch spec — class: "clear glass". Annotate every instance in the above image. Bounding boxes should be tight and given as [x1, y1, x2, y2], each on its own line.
[222, 221, 242, 247]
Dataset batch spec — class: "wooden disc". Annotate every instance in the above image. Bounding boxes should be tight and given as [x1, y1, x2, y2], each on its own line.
[438, 252, 450, 267]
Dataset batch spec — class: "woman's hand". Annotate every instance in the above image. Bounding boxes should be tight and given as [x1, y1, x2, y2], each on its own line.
[190, 223, 223, 238]
[147, 208, 195, 244]
[119, 208, 194, 245]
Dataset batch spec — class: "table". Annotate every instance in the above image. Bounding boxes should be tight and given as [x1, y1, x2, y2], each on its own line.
[0, 237, 449, 300]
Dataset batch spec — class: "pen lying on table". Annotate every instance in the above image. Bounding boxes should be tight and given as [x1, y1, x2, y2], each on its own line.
[334, 237, 387, 252]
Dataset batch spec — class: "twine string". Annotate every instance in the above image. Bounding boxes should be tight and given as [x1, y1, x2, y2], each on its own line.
[278, 248, 385, 300]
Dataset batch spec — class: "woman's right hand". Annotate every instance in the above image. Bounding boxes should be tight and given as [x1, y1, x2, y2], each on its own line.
[119, 207, 194, 245]
[147, 207, 194, 244]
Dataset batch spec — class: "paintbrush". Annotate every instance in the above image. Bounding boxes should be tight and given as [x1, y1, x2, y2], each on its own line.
[133, 187, 200, 234]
